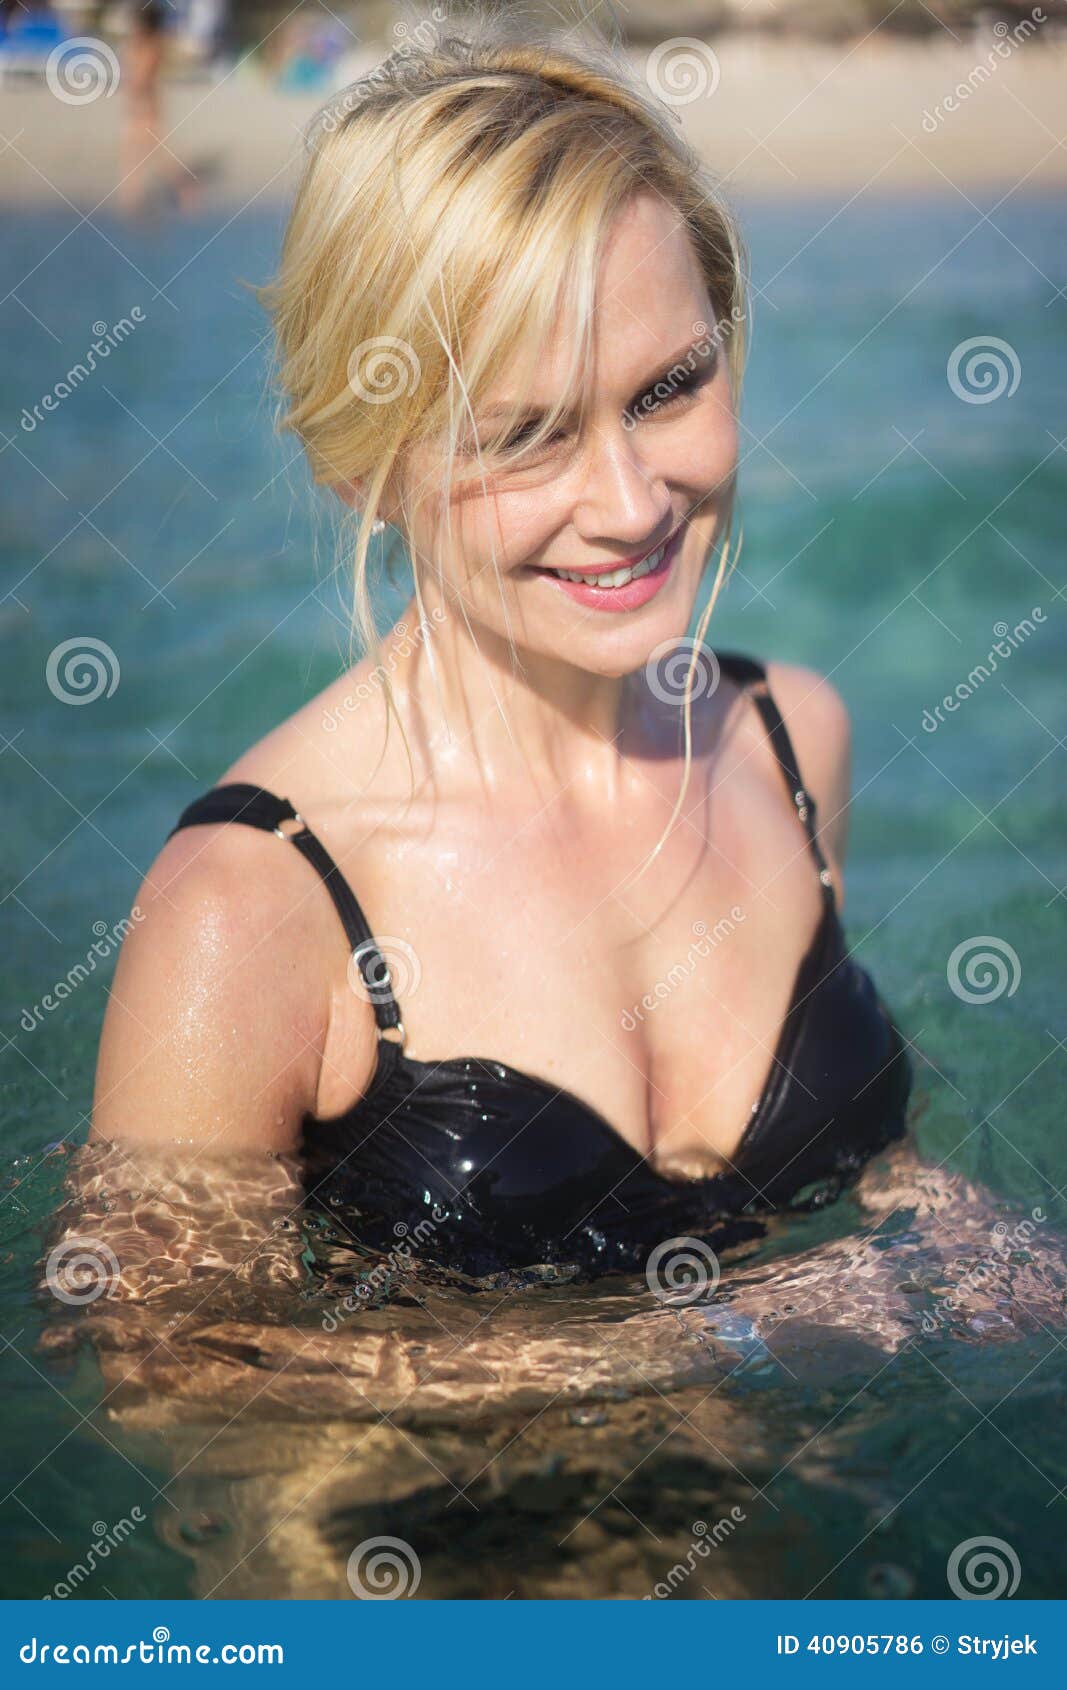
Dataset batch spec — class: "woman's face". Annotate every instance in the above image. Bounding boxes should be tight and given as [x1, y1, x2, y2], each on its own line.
[405, 191, 739, 679]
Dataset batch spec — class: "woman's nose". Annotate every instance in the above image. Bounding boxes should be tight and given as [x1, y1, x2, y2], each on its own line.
[570, 421, 672, 548]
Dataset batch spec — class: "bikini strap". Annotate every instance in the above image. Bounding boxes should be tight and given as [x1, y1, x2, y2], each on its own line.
[713, 651, 836, 898]
[167, 782, 405, 1041]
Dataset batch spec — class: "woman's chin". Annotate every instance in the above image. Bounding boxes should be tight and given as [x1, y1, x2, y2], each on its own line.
[546, 592, 703, 680]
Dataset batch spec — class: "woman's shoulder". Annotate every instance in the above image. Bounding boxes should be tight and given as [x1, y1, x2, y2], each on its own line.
[759, 656, 851, 764]
[92, 809, 334, 1151]
[760, 655, 852, 869]
[89, 676, 379, 1152]
[705, 649, 852, 872]
[215, 661, 393, 807]
[148, 668, 383, 1028]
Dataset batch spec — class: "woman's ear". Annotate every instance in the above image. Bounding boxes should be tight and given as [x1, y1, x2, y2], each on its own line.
[332, 478, 364, 510]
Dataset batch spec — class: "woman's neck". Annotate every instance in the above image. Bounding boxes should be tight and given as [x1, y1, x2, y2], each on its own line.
[380, 598, 640, 802]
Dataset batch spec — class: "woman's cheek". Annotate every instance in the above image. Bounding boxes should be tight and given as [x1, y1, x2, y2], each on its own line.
[479, 486, 569, 584]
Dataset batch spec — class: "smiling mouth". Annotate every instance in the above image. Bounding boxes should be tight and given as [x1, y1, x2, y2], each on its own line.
[537, 527, 682, 590]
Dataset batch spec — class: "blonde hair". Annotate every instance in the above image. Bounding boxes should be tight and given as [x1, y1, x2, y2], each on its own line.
[258, 4, 749, 868]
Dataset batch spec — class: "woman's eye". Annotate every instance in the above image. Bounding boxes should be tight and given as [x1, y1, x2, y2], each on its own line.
[634, 365, 713, 417]
[501, 424, 567, 454]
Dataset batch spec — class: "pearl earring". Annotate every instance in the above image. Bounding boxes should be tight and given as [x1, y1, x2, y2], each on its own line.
[371, 518, 386, 534]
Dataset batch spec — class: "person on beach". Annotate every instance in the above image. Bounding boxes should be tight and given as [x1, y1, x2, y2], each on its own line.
[118, 1, 200, 214]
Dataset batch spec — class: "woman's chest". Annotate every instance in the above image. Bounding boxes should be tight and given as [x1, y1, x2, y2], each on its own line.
[312, 782, 826, 1172]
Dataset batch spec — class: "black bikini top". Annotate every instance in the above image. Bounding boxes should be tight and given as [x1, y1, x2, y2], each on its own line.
[169, 651, 911, 1280]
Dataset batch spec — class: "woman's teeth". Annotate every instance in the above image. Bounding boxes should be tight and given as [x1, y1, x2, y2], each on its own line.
[550, 539, 670, 589]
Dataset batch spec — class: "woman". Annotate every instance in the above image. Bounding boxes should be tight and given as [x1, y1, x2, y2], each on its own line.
[90, 19, 911, 1280]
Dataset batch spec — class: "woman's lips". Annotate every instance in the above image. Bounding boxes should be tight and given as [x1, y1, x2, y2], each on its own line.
[532, 525, 684, 613]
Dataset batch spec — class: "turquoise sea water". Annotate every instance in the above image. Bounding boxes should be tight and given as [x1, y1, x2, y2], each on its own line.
[1, 191, 1065, 1598]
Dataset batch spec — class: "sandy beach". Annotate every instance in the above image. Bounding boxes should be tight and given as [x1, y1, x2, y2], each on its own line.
[1, 33, 1065, 210]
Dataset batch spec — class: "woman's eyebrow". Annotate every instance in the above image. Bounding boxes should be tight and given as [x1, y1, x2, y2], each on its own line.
[475, 335, 718, 427]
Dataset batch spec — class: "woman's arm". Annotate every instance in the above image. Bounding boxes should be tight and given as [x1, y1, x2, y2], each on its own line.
[42, 823, 333, 1332]
[91, 821, 330, 1154]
